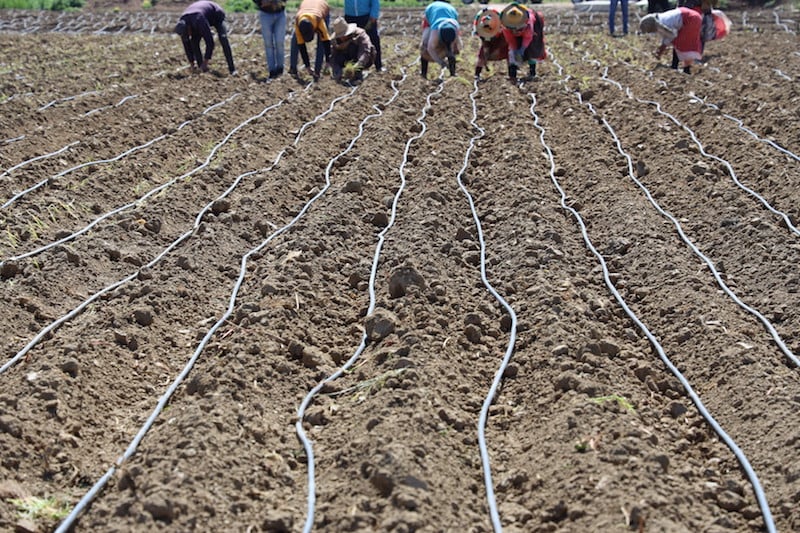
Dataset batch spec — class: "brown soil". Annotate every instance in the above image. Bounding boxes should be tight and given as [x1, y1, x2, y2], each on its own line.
[1, 3, 800, 532]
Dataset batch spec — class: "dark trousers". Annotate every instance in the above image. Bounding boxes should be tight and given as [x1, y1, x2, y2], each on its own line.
[289, 14, 329, 73]
[345, 13, 382, 69]
[215, 22, 236, 74]
[647, 0, 670, 12]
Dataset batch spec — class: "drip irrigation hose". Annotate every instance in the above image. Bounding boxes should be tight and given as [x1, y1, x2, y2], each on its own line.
[83, 94, 139, 117]
[0, 95, 274, 267]
[0, 141, 79, 180]
[597, 69, 799, 367]
[547, 56, 777, 533]
[51, 86, 359, 532]
[0, 81, 355, 374]
[1, 93, 239, 209]
[603, 70, 800, 240]
[37, 89, 100, 112]
[460, 79, 519, 533]
[695, 98, 800, 164]
[294, 60, 443, 533]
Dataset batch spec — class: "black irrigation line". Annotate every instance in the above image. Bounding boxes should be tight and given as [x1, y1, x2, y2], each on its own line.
[551, 39, 800, 368]
[542, 53, 777, 533]
[462, 79, 520, 533]
[0, 92, 240, 211]
[0, 91, 303, 374]
[0, 91, 282, 266]
[595, 69, 800, 368]
[292, 65, 429, 533]
[50, 69, 389, 533]
[557, 38, 800, 237]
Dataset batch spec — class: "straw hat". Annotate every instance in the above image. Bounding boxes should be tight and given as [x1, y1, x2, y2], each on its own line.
[500, 3, 529, 31]
[474, 8, 501, 40]
[331, 17, 357, 40]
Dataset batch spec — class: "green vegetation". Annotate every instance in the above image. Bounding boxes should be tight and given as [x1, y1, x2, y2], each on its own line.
[8, 495, 71, 522]
[590, 394, 635, 412]
[0, 0, 83, 9]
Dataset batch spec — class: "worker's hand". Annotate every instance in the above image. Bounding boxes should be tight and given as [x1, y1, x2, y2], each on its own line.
[655, 45, 666, 59]
[365, 17, 377, 31]
[200, 60, 209, 72]
[323, 61, 332, 75]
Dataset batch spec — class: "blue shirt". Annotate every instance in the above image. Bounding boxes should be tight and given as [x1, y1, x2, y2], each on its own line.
[344, 0, 379, 19]
[424, 1, 458, 30]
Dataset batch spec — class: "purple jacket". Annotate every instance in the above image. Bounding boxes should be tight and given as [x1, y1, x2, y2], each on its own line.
[179, 1, 227, 63]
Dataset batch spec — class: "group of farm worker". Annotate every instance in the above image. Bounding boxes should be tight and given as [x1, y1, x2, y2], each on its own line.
[173, 0, 381, 82]
[171, 0, 730, 83]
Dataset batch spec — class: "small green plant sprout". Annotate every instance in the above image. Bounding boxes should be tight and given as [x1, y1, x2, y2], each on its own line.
[8, 495, 70, 521]
[324, 368, 406, 402]
[574, 440, 588, 453]
[342, 61, 362, 80]
[590, 394, 635, 412]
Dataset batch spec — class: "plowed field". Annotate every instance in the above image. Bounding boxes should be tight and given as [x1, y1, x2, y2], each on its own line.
[1, 4, 800, 532]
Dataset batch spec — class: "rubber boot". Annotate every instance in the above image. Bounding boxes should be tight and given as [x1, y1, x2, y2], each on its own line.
[528, 62, 536, 80]
[475, 66, 482, 79]
[671, 50, 679, 70]
[508, 64, 518, 83]
[421, 59, 429, 79]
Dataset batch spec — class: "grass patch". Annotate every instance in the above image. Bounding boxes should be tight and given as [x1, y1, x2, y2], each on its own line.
[8, 495, 71, 522]
[0, 0, 84, 10]
[590, 394, 635, 412]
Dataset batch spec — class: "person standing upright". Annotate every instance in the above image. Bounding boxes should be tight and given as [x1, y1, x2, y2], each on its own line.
[174, 0, 236, 75]
[344, 0, 382, 71]
[608, 0, 628, 37]
[254, 0, 286, 79]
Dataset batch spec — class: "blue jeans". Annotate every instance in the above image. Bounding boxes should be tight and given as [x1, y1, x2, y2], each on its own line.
[609, 0, 628, 35]
[259, 10, 286, 73]
[289, 14, 329, 73]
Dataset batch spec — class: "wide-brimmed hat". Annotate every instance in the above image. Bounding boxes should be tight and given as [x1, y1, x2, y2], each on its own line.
[474, 8, 501, 40]
[331, 17, 357, 40]
[174, 19, 188, 37]
[500, 3, 529, 31]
